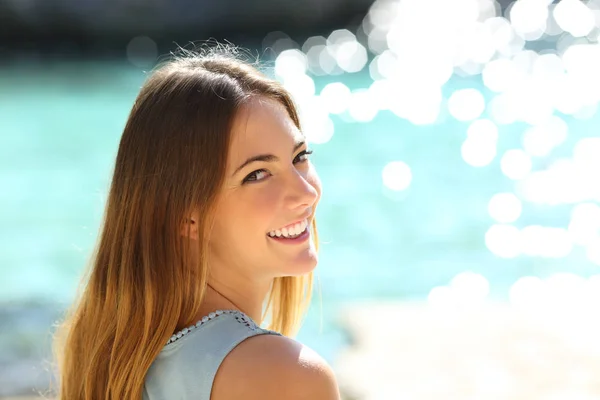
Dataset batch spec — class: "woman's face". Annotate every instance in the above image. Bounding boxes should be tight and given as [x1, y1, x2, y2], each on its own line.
[207, 96, 322, 282]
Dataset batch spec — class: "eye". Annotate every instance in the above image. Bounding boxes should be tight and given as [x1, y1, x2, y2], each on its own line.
[242, 169, 270, 184]
[294, 149, 313, 164]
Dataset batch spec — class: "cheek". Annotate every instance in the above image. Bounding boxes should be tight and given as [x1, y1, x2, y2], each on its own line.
[223, 190, 279, 238]
[252, 187, 281, 222]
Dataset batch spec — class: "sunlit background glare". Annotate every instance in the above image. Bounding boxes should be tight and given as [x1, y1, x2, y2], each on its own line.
[2, 0, 600, 398]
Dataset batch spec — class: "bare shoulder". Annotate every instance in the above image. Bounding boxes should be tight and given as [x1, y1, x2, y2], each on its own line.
[211, 333, 341, 400]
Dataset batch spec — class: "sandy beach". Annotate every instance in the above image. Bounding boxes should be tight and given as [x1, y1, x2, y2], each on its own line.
[334, 300, 600, 400]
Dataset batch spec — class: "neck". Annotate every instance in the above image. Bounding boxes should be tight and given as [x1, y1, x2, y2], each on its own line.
[201, 275, 272, 324]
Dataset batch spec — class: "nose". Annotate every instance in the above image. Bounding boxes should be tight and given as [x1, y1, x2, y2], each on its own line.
[285, 168, 320, 210]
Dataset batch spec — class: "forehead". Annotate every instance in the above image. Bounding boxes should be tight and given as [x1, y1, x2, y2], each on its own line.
[228, 97, 303, 162]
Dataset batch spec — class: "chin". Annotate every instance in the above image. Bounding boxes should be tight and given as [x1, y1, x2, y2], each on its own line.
[279, 252, 319, 277]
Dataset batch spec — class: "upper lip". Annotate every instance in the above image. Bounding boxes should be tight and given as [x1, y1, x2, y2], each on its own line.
[269, 213, 311, 233]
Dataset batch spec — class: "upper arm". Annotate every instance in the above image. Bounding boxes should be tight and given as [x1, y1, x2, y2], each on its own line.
[211, 334, 341, 400]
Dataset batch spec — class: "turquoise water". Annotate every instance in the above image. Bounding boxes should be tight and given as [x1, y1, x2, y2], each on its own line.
[1, 60, 599, 366]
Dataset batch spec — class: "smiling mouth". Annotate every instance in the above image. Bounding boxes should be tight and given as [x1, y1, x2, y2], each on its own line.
[267, 218, 309, 239]
[267, 226, 308, 239]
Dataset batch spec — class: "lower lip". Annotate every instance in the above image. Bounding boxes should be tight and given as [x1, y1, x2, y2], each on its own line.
[267, 227, 310, 244]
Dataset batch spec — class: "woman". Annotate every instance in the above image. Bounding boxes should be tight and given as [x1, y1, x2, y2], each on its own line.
[54, 46, 340, 399]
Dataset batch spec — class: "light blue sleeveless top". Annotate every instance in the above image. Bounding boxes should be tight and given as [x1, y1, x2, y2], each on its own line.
[143, 309, 282, 400]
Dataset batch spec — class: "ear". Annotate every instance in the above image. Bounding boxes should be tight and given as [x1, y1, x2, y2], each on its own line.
[180, 213, 199, 240]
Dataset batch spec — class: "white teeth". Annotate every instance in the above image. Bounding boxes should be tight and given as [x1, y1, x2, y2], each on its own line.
[268, 219, 308, 238]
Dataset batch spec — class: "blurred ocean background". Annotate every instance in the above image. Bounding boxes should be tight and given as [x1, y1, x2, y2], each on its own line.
[3, 0, 600, 398]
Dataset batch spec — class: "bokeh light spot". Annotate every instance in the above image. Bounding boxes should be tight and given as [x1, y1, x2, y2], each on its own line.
[485, 224, 522, 258]
[126, 36, 158, 68]
[448, 88, 486, 121]
[382, 161, 412, 191]
[488, 192, 523, 223]
[501, 149, 532, 180]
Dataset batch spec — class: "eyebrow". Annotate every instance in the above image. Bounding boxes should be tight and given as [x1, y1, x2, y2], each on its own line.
[233, 139, 306, 176]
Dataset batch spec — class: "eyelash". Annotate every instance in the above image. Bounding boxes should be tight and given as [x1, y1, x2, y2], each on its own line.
[242, 149, 313, 184]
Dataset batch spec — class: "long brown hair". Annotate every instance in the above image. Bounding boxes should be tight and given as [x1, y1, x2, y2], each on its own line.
[53, 45, 318, 400]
